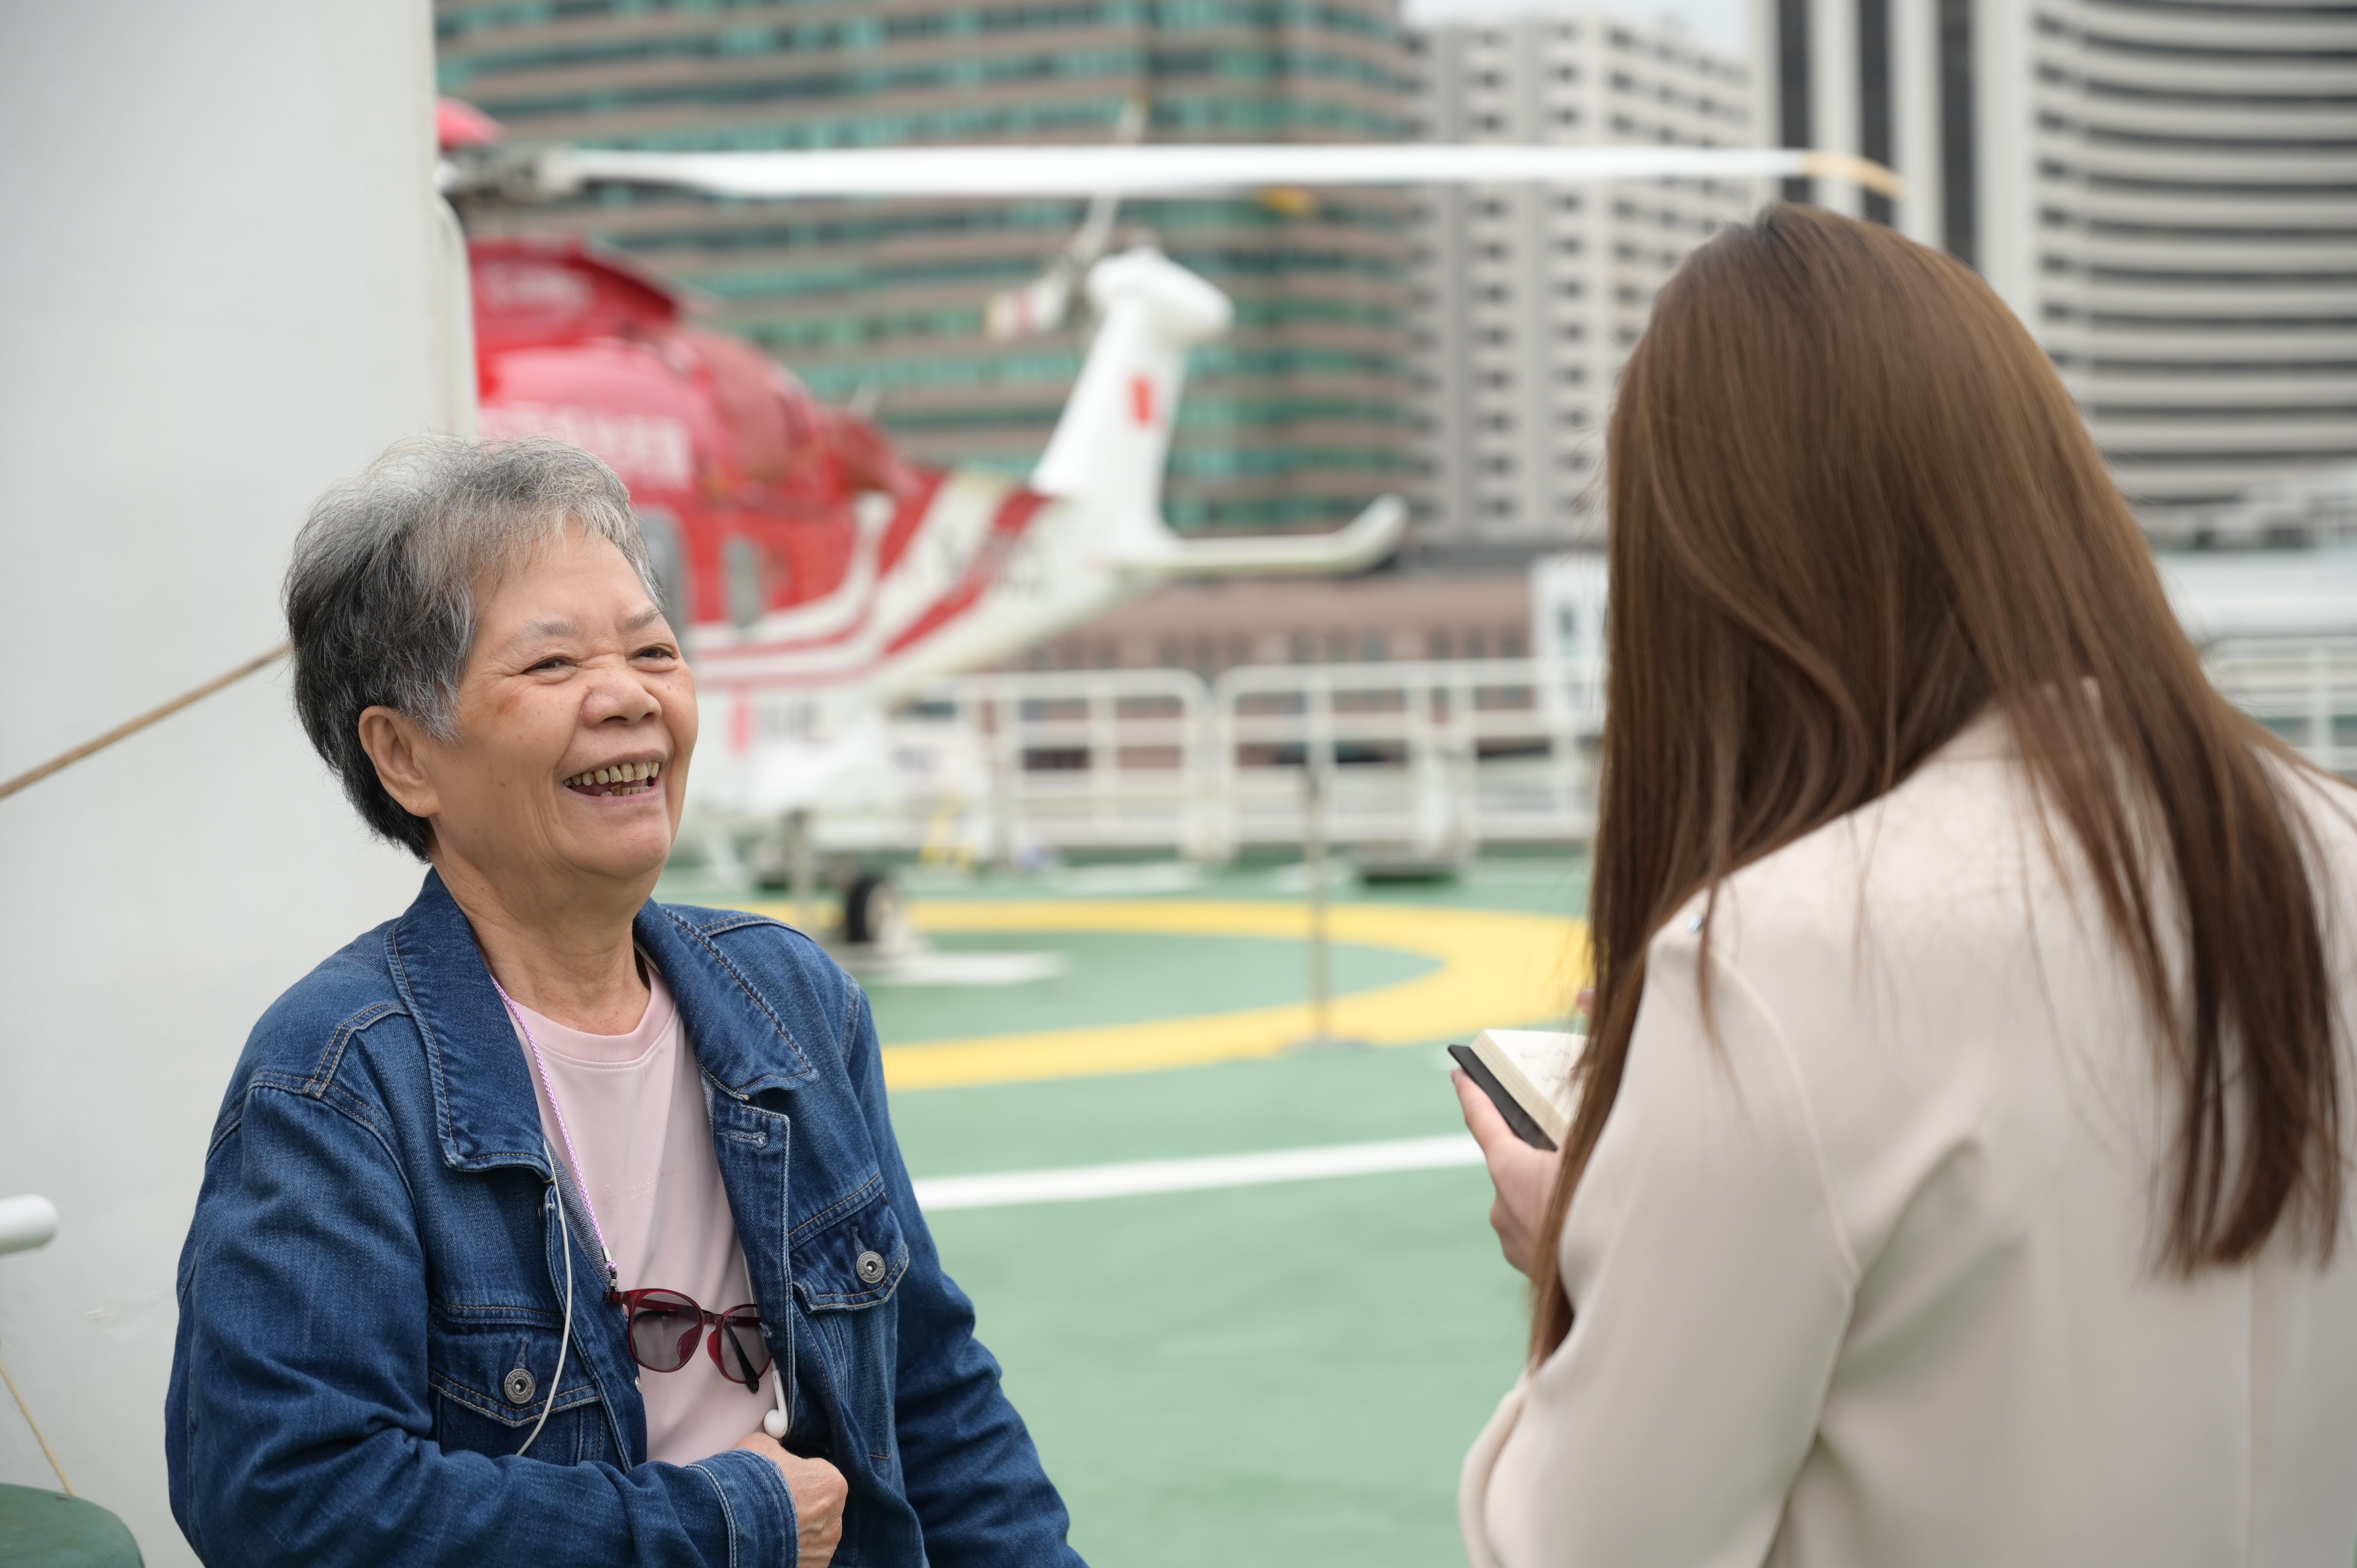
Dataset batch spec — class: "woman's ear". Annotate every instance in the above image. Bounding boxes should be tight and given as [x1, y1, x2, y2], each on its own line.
[356, 706, 441, 821]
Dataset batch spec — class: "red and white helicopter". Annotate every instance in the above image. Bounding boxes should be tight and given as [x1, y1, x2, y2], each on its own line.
[440, 101, 1895, 924]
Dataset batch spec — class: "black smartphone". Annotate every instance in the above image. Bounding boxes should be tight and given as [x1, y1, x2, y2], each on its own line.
[1447, 1043, 1559, 1151]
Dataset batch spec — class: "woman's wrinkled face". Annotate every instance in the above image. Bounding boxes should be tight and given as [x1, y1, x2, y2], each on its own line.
[398, 527, 697, 891]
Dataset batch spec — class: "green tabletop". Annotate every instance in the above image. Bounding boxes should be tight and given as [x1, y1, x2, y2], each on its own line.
[0, 1486, 143, 1568]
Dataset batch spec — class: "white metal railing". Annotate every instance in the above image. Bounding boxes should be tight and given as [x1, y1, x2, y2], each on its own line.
[2204, 639, 2357, 777]
[802, 643, 2357, 863]
[835, 668, 1222, 863]
[1210, 658, 1604, 857]
[838, 658, 1605, 862]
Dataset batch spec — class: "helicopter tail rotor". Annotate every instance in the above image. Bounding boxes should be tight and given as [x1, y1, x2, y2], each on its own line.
[982, 97, 1147, 341]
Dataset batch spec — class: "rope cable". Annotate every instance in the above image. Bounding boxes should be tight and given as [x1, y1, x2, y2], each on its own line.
[0, 1342, 74, 1495]
[0, 643, 291, 804]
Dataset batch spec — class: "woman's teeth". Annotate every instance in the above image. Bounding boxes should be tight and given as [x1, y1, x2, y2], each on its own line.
[564, 760, 663, 796]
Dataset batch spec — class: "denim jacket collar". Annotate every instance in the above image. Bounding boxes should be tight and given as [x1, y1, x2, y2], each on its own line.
[383, 870, 817, 1175]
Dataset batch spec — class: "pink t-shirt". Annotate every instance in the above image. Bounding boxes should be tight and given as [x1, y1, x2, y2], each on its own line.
[509, 968, 770, 1466]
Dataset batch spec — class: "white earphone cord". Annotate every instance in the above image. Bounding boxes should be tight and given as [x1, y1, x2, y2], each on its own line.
[493, 978, 787, 1451]
[515, 1177, 574, 1459]
[521, 1183, 790, 1451]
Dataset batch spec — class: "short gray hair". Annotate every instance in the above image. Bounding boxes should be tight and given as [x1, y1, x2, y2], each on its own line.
[285, 435, 654, 859]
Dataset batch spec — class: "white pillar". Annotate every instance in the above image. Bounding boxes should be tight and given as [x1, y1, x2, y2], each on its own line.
[1812, 0, 1864, 215]
[1891, 0, 1944, 245]
[0, 3, 454, 1559]
[1975, 0, 2041, 320]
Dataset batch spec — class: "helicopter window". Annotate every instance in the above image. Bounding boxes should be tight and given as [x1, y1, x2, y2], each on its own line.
[724, 535, 771, 630]
[634, 509, 692, 636]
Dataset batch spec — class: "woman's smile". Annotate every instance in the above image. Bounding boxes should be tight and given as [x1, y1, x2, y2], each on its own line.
[562, 757, 667, 799]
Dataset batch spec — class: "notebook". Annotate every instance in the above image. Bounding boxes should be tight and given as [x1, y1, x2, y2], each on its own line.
[1449, 1028, 1585, 1151]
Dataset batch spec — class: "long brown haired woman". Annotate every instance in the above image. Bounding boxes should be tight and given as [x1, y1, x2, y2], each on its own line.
[1451, 203, 2357, 1567]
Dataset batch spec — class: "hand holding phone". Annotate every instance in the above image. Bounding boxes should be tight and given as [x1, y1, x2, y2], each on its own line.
[1452, 1067, 1563, 1279]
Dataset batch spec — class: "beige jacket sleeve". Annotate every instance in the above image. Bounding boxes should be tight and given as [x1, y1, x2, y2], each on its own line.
[1463, 916, 1861, 1568]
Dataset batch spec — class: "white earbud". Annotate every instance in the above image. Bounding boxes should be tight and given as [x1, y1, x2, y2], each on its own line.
[763, 1358, 790, 1439]
[763, 1367, 792, 1443]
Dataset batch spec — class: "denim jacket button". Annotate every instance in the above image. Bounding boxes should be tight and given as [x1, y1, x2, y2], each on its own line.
[855, 1250, 887, 1285]
[503, 1367, 537, 1407]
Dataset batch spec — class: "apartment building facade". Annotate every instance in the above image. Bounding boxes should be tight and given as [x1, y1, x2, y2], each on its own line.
[1756, 0, 2357, 540]
[1408, 11, 1761, 553]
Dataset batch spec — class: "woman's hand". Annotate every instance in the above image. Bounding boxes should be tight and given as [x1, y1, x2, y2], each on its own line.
[1459, 989, 1591, 1276]
[1454, 1070, 1564, 1278]
[733, 1431, 847, 1566]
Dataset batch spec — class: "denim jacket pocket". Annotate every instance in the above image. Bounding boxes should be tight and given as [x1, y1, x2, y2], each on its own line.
[792, 1187, 910, 1464]
[427, 1306, 613, 1466]
[792, 1184, 910, 1314]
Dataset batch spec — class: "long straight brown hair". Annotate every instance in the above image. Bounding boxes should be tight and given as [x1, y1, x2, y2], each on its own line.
[1534, 203, 2346, 1356]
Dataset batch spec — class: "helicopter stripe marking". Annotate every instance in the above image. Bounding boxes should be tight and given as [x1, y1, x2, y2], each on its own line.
[876, 468, 951, 577]
[696, 478, 1045, 685]
[1129, 374, 1155, 427]
[696, 485, 1048, 688]
[883, 488, 1053, 658]
[694, 470, 952, 663]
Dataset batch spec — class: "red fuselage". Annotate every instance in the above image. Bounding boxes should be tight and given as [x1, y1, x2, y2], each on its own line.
[470, 237, 930, 638]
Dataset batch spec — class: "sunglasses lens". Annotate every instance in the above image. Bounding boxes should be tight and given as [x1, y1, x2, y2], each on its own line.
[628, 1291, 701, 1372]
[715, 1308, 771, 1387]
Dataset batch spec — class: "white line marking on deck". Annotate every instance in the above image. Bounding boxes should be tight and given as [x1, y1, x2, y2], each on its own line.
[911, 1134, 1485, 1212]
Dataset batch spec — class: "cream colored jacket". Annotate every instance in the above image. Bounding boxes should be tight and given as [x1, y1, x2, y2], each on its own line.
[1462, 711, 2357, 1568]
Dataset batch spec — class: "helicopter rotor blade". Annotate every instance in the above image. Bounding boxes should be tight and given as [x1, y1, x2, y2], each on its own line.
[543, 143, 1903, 202]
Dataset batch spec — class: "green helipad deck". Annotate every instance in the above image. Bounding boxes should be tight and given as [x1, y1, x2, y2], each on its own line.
[664, 855, 1591, 1568]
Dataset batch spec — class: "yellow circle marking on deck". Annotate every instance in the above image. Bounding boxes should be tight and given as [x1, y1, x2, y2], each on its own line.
[741, 898, 1586, 1091]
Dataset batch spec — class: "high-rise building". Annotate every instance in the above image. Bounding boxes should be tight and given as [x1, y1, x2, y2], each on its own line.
[436, 0, 1420, 533]
[1757, 0, 2357, 541]
[1407, 11, 1760, 556]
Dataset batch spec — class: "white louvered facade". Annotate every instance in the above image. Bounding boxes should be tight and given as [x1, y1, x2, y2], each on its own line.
[1409, 14, 1762, 549]
[1758, 0, 2357, 542]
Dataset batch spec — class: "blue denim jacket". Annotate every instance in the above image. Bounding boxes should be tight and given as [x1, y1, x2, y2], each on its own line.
[167, 871, 1084, 1568]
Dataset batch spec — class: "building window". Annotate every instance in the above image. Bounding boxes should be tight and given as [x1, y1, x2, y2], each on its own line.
[1858, 0, 1894, 225]
[1940, 0, 1977, 267]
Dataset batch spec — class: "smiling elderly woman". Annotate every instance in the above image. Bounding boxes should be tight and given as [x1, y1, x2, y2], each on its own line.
[165, 437, 1086, 1568]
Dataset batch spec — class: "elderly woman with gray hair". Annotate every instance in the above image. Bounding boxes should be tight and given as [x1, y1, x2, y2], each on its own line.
[166, 438, 1086, 1568]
